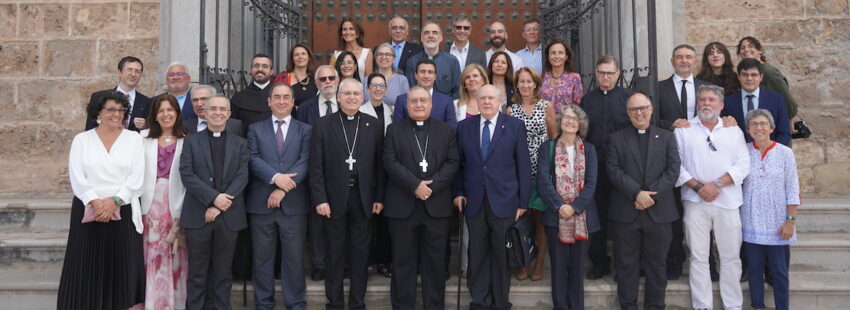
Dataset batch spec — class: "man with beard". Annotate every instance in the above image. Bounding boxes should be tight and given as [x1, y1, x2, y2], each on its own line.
[675, 84, 749, 310]
[161, 61, 196, 119]
[484, 21, 524, 73]
[231, 54, 276, 133]
[404, 22, 461, 99]
[85, 56, 151, 131]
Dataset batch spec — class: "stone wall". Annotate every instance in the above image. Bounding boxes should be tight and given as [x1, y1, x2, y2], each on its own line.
[685, 0, 850, 197]
[0, 0, 159, 198]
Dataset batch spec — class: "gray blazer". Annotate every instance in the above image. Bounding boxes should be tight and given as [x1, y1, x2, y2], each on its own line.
[444, 43, 487, 69]
[245, 117, 312, 215]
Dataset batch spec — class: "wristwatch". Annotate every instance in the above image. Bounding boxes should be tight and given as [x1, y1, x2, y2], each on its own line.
[112, 196, 125, 206]
[713, 180, 723, 188]
[693, 182, 704, 192]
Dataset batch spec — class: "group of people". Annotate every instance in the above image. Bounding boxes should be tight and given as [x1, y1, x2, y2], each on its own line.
[58, 14, 801, 310]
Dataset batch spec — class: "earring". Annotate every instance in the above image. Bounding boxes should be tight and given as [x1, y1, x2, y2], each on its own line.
[96, 118, 101, 124]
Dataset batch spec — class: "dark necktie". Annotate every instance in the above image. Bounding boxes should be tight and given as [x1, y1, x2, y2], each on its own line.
[199, 120, 207, 132]
[481, 120, 491, 160]
[746, 95, 755, 112]
[275, 120, 286, 155]
[680, 80, 689, 117]
[324, 100, 333, 116]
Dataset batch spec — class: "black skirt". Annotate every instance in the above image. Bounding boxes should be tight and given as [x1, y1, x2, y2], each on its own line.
[57, 197, 145, 310]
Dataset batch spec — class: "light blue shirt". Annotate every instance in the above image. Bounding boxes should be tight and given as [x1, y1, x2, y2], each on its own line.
[392, 41, 407, 70]
[515, 45, 543, 74]
[742, 88, 761, 117]
[176, 91, 189, 110]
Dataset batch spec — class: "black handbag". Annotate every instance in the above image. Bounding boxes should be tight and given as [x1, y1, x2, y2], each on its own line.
[792, 118, 812, 139]
[506, 213, 538, 268]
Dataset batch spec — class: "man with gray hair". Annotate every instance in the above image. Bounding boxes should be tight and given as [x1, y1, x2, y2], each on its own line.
[444, 16, 487, 69]
[161, 61, 196, 119]
[675, 84, 749, 310]
[184, 85, 244, 136]
[373, 16, 423, 73]
[404, 22, 462, 99]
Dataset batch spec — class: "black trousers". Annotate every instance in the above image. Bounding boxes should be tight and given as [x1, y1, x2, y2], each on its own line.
[610, 213, 672, 310]
[667, 187, 686, 262]
[466, 196, 514, 310]
[185, 218, 239, 310]
[546, 226, 590, 310]
[323, 188, 371, 310]
[589, 162, 612, 269]
[389, 202, 450, 310]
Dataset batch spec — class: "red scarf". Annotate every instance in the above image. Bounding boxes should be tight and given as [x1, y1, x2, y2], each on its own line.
[555, 137, 589, 244]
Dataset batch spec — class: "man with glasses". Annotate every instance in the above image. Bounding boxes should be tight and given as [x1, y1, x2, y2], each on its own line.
[86, 56, 151, 131]
[722, 58, 791, 146]
[231, 53, 277, 133]
[184, 85, 244, 136]
[675, 84, 749, 310]
[484, 21, 524, 73]
[374, 16, 422, 74]
[161, 61, 196, 119]
[444, 16, 487, 69]
[395, 59, 458, 128]
[579, 55, 632, 280]
[309, 78, 385, 309]
[515, 19, 543, 74]
[404, 22, 462, 99]
[607, 92, 680, 310]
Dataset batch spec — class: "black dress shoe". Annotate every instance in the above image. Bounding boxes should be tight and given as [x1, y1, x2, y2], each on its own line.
[585, 268, 610, 280]
[311, 268, 325, 281]
[666, 260, 683, 281]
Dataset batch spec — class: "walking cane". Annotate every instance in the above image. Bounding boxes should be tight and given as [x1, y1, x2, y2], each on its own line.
[457, 203, 465, 310]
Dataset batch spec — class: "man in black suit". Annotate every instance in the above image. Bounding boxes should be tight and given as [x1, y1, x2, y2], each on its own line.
[85, 56, 151, 131]
[607, 93, 681, 310]
[310, 78, 385, 309]
[179, 95, 249, 310]
[231, 53, 276, 134]
[383, 86, 459, 309]
[444, 16, 487, 70]
[184, 85, 244, 137]
[373, 16, 423, 74]
[294, 64, 340, 281]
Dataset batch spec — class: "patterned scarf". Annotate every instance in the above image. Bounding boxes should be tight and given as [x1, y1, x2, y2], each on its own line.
[555, 137, 589, 244]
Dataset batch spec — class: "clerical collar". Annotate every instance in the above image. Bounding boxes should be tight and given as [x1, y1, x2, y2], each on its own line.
[636, 127, 649, 134]
[600, 87, 616, 95]
[416, 120, 425, 126]
[254, 80, 270, 89]
[208, 129, 226, 137]
[343, 111, 358, 120]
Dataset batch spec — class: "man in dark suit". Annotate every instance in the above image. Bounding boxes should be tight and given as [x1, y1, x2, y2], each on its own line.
[85, 56, 151, 131]
[373, 16, 423, 74]
[607, 93, 681, 310]
[394, 59, 458, 127]
[722, 58, 791, 146]
[231, 53, 276, 134]
[245, 83, 311, 310]
[184, 85, 244, 137]
[444, 16, 487, 70]
[179, 95, 249, 310]
[162, 62, 196, 119]
[453, 84, 531, 309]
[310, 78, 385, 309]
[384, 86, 460, 309]
[294, 64, 340, 281]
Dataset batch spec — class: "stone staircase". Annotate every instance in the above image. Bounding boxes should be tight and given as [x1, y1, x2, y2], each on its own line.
[2, 198, 849, 309]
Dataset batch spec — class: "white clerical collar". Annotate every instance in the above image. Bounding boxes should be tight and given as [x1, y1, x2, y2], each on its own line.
[416, 120, 425, 126]
[212, 131, 222, 137]
[638, 129, 647, 134]
[254, 80, 270, 89]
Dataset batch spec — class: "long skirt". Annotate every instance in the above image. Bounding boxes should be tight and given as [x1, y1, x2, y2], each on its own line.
[138, 178, 189, 310]
[57, 197, 145, 310]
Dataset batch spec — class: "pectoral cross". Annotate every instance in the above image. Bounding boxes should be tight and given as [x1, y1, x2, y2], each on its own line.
[345, 155, 357, 171]
[419, 158, 429, 173]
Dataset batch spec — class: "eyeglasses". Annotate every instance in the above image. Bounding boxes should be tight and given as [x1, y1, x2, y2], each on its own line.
[561, 115, 579, 122]
[103, 107, 128, 114]
[596, 71, 618, 77]
[455, 25, 471, 31]
[369, 83, 387, 89]
[627, 105, 651, 114]
[739, 72, 761, 79]
[376, 53, 394, 58]
[206, 107, 230, 112]
[706, 136, 717, 152]
[318, 76, 337, 82]
[339, 91, 362, 97]
[749, 121, 772, 128]
[167, 72, 187, 77]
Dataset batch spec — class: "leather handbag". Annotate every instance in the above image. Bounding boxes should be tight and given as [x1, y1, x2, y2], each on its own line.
[792, 118, 812, 139]
[506, 213, 538, 268]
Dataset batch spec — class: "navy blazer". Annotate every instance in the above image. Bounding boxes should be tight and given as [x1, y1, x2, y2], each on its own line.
[156, 90, 195, 120]
[85, 88, 152, 132]
[452, 113, 532, 219]
[536, 140, 600, 233]
[179, 129, 249, 231]
[295, 95, 332, 127]
[393, 91, 458, 128]
[722, 89, 791, 146]
[246, 117, 312, 215]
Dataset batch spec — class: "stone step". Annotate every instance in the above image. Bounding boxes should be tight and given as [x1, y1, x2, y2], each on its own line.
[1, 262, 847, 310]
[3, 198, 850, 233]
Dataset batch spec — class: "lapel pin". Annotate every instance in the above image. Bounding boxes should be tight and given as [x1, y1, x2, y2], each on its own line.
[501, 125, 505, 128]
[655, 135, 659, 138]
[366, 122, 370, 127]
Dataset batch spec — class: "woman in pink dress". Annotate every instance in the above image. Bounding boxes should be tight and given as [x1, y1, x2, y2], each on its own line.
[137, 94, 189, 309]
[540, 39, 584, 114]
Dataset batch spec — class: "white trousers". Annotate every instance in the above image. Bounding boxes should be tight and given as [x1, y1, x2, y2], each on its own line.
[683, 201, 743, 310]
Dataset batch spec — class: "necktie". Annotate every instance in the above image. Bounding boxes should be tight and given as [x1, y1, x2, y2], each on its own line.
[123, 93, 132, 129]
[275, 120, 286, 155]
[481, 120, 491, 160]
[393, 44, 402, 70]
[680, 80, 689, 117]
[199, 120, 207, 132]
[746, 95, 755, 112]
[324, 100, 333, 116]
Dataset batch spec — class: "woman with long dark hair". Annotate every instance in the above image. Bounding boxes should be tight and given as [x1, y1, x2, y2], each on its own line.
[697, 42, 740, 96]
[330, 18, 373, 81]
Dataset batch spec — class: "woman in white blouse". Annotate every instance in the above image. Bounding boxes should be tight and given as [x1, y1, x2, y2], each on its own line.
[137, 94, 189, 310]
[330, 18, 373, 81]
[58, 91, 146, 309]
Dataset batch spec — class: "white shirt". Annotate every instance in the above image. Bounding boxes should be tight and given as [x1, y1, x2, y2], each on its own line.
[672, 74, 696, 118]
[116, 85, 137, 113]
[197, 118, 208, 132]
[450, 42, 470, 67]
[485, 49, 525, 73]
[741, 88, 761, 117]
[318, 96, 339, 117]
[479, 112, 500, 143]
[69, 129, 145, 233]
[254, 80, 270, 90]
[675, 117, 750, 209]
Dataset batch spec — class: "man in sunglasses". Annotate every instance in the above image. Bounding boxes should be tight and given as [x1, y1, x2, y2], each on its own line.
[674, 84, 749, 310]
[160, 61, 196, 120]
[444, 16, 487, 69]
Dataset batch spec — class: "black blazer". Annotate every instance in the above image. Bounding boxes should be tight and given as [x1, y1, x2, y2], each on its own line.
[654, 76, 709, 130]
[84, 88, 151, 132]
[374, 41, 423, 75]
[184, 117, 245, 137]
[179, 129, 249, 231]
[606, 126, 680, 224]
[536, 140, 600, 232]
[442, 43, 488, 69]
[383, 118, 459, 219]
[309, 112, 386, 218]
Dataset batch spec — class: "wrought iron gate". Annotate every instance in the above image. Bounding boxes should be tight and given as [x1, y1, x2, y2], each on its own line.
[199, 0, 304, 97]
[541, 0, 658, 100]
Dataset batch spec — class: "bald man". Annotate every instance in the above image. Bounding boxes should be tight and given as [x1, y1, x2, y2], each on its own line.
[484, 21, 524, 73]
[374, 16, 423, 74]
